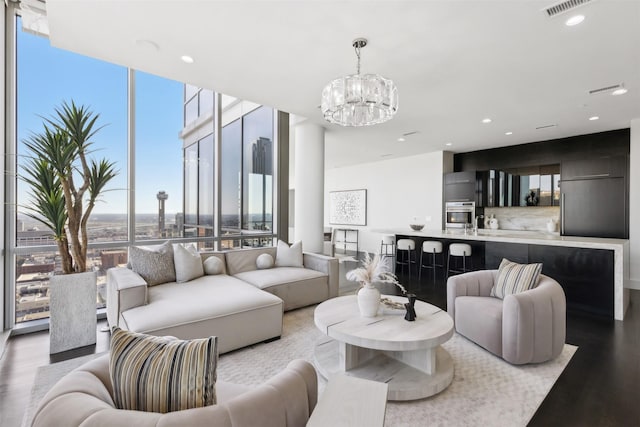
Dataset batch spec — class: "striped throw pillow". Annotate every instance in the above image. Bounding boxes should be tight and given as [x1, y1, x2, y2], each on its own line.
[491, 258, 543, 299]
[110, 328, 217, 413]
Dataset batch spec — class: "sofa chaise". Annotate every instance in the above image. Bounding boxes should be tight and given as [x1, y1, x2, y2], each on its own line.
[107, 246, 338, 354]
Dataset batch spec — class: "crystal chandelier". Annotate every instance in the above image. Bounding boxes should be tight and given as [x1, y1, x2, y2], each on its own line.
[321, 38, 398, 127]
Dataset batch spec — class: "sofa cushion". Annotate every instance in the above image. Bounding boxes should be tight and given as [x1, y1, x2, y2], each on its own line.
[129, 241, 176, 286]
[256, 253, 274, 270]
[225, 247, 277, 275]
[203, 256, 225, 275]
[491, 258, 543, 299]
[173, 243, 205, 283]
[455, 296, 503, 356]
[110, 327, 218, 413]
[234, 267, 328, 310]
[275, 240, 303, 268]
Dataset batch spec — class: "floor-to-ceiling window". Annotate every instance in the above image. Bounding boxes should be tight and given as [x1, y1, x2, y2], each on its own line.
[14, 16, 127, 323]
[134, 71, 184, 240]
[6, 7, 285, 328]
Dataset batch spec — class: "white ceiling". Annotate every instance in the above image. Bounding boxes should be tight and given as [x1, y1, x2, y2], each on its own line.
[46, 0, 640, 169]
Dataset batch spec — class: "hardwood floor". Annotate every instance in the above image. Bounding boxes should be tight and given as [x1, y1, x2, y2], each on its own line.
[0, 321, 111, 427]
[402, 270, 640, 427]
[1, 267, 638, 427]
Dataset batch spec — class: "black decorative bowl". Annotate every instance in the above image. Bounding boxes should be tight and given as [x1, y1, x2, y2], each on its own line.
[409, 224, 425, 231]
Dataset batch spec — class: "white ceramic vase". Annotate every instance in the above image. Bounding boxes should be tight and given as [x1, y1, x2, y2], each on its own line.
[357, 282, 381, 317]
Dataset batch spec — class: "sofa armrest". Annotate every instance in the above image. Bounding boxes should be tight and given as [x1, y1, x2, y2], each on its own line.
[106, 267, 148, 330]
[502, 275, 566, 364]
[446, 270, 497, 321]
[303, 252, 339, 298]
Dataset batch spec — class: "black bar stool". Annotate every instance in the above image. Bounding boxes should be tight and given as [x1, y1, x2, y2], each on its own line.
[447, 243, 472, 279]
[396, 239, 416, 279]
[380, 235, 396, 267]
[419, 241, 443, 284]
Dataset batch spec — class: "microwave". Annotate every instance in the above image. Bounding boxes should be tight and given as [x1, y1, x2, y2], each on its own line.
[445, 201, 475, 229]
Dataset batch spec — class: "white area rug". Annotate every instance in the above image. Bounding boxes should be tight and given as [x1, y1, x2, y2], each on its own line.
[24, 305, 576, 427]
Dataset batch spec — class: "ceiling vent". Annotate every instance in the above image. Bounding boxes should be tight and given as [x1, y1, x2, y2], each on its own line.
[535, 124, 558, 130]
[589, 84, 623, 95]
[402, 131, 420, 137]
[543, 0, 594, 17]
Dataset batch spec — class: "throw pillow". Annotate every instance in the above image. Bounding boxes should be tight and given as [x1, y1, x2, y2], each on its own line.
[491, 258, 543, 299]
[256, 253, 274, 269]
[275, 240, 303, 268]
[129, 241, 176, 286]
[110, 327, 218, 413]
[203, 256, 225, 275]
[173, 243, 204, 283]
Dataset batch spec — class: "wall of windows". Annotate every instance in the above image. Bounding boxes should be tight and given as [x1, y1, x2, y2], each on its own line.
[5, 6, 286, 328]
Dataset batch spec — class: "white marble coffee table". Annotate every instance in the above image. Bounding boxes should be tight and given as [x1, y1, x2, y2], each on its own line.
[313, 294, 454, 401]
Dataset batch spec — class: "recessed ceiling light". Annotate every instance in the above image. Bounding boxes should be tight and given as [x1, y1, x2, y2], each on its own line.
[589, 116, 599, 121]
[397, 137, 406, 142]
[505, 131, 513, 135]
[181, 55, 194, 64]
[445, 142, 453, 146]
[482, 118, 492, 124]
[612, 88, 628, 96]
[565, 15, 585, 26]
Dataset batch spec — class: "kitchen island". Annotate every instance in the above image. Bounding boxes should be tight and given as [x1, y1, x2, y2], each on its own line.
[377, 228, 629, 320]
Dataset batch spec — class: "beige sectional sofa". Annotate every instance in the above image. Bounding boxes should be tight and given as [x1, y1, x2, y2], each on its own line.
[107, 247, 338, 354]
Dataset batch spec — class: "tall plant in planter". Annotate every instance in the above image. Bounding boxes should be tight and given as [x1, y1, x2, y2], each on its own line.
[21, 101, 117, 273]
[21, 101, 118, 353]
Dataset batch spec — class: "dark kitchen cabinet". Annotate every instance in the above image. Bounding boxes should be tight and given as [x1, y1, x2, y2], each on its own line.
[444, 171, 479, 203]
[485, 242, 528, 269]
[560, 178, 626, 238]
[561, 155, 626, 180]
[528, 245, 614, 317]
[560, 155, 628, 239]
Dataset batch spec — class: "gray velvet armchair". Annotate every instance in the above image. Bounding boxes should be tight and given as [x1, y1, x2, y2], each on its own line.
[447, 270, 566, 365]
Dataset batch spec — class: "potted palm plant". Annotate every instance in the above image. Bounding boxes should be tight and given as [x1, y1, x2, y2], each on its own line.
[21, 101, 118, 354]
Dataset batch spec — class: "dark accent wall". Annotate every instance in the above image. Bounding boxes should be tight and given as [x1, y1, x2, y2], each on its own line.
[454, 128, 630, 171]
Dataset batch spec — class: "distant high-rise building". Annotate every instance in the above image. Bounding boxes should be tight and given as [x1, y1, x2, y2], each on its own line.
[100, 250, 128, 270]
[252, 137, 273, 175]
[157, 191, 169, 238]
[175, 212, 184, 234]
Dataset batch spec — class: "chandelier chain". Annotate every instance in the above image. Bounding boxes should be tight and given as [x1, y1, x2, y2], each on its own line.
[355, 44, 361, 75]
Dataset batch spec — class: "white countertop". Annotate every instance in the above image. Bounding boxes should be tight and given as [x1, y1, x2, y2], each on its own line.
[378, 228, 629, 250]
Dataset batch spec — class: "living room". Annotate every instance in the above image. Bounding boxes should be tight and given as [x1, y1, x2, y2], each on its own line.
[1, 1, 640, 426]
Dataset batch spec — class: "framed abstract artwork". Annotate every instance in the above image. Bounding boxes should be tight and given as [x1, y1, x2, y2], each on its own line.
[329, 189, 367, 226]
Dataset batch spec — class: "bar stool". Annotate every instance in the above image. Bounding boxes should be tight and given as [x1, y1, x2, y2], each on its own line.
[419, 241, 443, 284]
[447, 243, 473, 279]
[380, 235, 396, 267]
[396, 239, 417, 279]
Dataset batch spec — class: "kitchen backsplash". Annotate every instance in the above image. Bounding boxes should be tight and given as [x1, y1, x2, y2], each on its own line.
[483, 206, 560, 232]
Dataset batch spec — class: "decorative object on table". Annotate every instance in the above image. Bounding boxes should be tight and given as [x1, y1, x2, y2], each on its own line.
[489, 216, 499, 230]
[329, 189, 367, 226]
[409, 216, 425, 231]
[346, 252, 407, 317]
[404, 293, 417, 321]
[20, 101, 118, 354]
[546, 218, 558, 233]
[321, 37, 398, 127]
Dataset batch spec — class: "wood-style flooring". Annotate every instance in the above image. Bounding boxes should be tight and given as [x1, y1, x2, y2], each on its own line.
[1, 266, 638, 427]
[402, 270, 640, 427]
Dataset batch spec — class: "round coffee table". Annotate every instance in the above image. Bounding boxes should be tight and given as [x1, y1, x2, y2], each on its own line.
[314, 294, 454, 401]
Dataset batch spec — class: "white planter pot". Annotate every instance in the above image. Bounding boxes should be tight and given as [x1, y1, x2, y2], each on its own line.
[357, 283, 381, 317]
[49, 271, 97, 354]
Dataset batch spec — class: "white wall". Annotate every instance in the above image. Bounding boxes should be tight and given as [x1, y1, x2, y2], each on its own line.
[325, 151, 450, 254]
[628, 118, 640, 290]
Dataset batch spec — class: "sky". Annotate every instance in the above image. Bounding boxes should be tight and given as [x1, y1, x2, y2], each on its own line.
[17, 18, 184, 215]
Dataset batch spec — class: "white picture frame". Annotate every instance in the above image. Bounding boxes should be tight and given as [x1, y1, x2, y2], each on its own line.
[329, 189, 367, 226]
